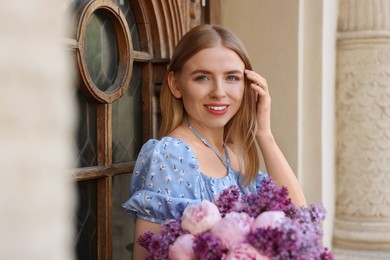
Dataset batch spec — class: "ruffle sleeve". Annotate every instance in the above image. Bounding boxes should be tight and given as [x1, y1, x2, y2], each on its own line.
[122, 137, 202, 224]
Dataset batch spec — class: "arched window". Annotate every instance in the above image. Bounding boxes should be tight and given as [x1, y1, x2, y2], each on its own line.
[65, 1, 219, 259]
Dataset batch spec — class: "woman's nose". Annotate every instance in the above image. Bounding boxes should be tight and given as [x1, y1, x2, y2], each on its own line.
[209, 79, 226, 98]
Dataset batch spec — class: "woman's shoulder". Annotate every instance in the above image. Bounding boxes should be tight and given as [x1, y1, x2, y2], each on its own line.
[136, 136, 199, 174]
[140, 136, 193, 155]
[142, 136, 182, 148]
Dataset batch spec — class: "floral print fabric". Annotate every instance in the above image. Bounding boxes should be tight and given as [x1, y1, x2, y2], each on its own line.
[122, 136, 267, 224]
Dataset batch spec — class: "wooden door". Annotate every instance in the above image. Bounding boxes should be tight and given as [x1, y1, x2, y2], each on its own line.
[65, 0, 220, 259]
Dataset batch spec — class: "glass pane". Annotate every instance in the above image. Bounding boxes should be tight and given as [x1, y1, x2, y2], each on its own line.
[75, 180, 98, 260]
[112, 62, 143, 164]
[84, 10, 119, 91]
[112, 173, 135, 260]
[76, 92, 98, 167]
[114, 0, 141, 51]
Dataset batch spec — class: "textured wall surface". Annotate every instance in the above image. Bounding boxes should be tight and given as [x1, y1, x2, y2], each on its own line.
[0, 1, 76, 259]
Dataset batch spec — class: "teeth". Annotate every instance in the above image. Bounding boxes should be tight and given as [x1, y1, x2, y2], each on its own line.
[207, 105, 227, 111]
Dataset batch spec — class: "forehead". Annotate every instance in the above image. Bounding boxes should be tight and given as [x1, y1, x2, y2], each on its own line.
[182, 45, 245, 72]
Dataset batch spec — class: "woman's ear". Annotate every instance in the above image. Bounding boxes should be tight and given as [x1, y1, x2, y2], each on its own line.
[167, 71, 182, 98]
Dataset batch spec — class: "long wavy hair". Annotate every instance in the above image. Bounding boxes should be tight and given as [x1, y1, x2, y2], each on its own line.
[159, 24, 260, 186]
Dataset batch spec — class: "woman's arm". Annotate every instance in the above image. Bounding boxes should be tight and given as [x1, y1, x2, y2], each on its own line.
[257, 133, 307, 206]
[132, 218, 161, 260]
[245, 69, 306, 206]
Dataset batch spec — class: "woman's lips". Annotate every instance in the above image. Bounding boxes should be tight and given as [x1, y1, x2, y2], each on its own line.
[205, 105, 229, 115]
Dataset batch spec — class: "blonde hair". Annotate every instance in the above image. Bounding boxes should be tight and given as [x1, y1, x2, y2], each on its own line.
[159, 24, 260, 186]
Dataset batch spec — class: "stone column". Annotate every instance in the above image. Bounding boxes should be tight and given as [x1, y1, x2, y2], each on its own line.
[334, 0, 390, 258]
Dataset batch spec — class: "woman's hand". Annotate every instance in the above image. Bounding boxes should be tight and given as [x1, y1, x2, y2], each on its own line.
[244, 69, 272, 137]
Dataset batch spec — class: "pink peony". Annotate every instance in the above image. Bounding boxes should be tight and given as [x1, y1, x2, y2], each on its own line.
[181, 200, 221, 235]
[252, 211, 285, 230]
[168, 234, 195, 260]
[211, 212, 254, 249]
[222, 243, 269, 260]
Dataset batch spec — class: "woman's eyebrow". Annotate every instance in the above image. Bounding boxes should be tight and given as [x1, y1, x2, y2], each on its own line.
[224, 70, 243, 75]
[190, 69, 243, 75]
[189, 69, 212, 75]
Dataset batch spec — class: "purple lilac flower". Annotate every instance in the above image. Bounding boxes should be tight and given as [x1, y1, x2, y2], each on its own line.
[320, 247, 334, 260]
[137, 218, 184, 259]
[145, 233, 170, 259]
[248, 216, 327, 260]
[193, 232, 227, 259]
[247, 227, 284, 257]
[160, 218, 184, 243]
[281, 218, 325, 259]
[308, 203, 327, 224]
[280, 220, 311, 259]
[292, 203, 326, 225]
[290, 204, 326, 244]
[242, 178, 293, 218]
[137, 231, 154, 250]
[213, 185, 242, 215]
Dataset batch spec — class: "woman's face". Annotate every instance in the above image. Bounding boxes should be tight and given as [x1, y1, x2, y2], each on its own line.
[170, 45, 245, 130]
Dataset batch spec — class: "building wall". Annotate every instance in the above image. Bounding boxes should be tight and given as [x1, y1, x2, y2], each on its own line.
[221, 0, 300, 175]
[0, 0, 76, 259]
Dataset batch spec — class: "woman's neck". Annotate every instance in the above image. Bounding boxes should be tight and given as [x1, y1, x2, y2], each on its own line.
[182, 117, 225, 152]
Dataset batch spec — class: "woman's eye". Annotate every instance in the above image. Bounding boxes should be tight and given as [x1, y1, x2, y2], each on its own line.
[226, 75, 239, 81]
[195, 76, 208, 81]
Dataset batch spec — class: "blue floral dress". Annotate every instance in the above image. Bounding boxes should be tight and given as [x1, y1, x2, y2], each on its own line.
[122, 136, 268, 224]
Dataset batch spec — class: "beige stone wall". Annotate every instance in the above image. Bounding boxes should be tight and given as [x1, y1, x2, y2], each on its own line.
[221, 0, 300, 175]
[0, 1, 76, 259]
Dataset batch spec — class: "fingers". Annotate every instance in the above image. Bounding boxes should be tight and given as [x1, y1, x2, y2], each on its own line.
[244, 69, 269, 96]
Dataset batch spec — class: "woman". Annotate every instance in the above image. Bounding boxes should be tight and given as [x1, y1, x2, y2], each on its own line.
[123, 24, 306, 259]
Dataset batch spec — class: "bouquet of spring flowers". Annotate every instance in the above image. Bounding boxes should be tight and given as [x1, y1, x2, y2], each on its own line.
[138, 178, 333, 260]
